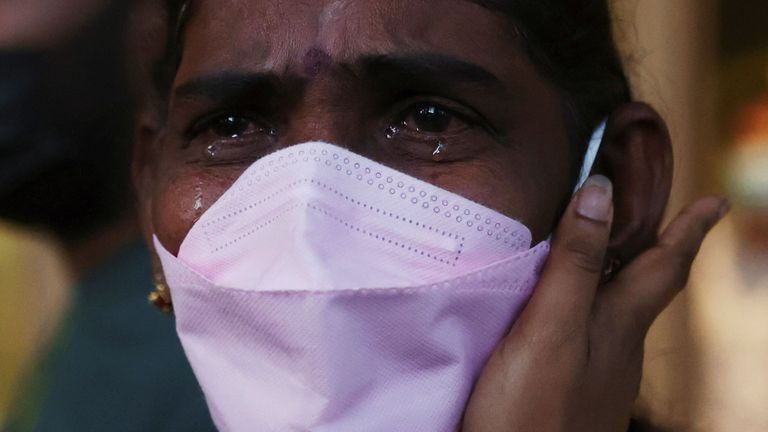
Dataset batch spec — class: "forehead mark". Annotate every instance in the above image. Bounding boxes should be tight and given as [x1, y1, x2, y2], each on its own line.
[303, 47, 333, 78]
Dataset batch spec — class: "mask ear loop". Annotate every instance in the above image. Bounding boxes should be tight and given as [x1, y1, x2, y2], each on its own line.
[545, 119, 608, 243]
[574, 119, 607, 193]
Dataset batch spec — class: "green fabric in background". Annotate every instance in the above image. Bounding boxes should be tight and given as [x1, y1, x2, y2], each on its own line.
[5, 241, 215, 432]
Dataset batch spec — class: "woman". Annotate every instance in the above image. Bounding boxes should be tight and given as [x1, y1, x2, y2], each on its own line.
[133, 0, 727, 430]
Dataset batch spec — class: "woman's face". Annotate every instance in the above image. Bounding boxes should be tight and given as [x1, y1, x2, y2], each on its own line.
[143, 0, 577, 254]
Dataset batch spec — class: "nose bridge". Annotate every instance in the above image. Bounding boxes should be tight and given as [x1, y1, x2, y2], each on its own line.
[282, 77, 364, 148]
[279, 0, 370, 150]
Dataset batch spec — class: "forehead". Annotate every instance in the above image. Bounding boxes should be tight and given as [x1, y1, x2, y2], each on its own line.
[177, 0, 521, 81]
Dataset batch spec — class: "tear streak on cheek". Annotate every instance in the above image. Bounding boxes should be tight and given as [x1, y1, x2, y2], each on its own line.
[187, 171, 242, 222]
[154, 170, 240, 254]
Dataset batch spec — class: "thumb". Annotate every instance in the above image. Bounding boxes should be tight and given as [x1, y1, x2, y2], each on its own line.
[523, 175, 614, 329]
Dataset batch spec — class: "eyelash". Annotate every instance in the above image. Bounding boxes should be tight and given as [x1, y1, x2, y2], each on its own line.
[390, 97, 490, 136]
[184, 109, 267, 142]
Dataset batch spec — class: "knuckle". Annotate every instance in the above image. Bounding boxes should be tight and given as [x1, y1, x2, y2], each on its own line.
[693, 218, 713, 244]
[619, 310, 652, 347]
[529, 328, 587, 368]
[671, 245, 699, 282]
[543, 321, 584, 347]
[679, 204, 699, 220]
[647, 246, 693, 292]
[594, 300, 642, 350]
[671, 260, 693, 289]
[656, 238, 699, 279]
[562, 237, 605, 273]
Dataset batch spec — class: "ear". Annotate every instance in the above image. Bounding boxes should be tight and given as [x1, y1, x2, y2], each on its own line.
[594, 102, 674, 264]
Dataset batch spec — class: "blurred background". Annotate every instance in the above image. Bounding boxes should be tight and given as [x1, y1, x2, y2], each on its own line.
[0, 0, 766, 431]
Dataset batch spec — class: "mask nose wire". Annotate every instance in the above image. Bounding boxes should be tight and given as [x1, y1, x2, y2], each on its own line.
[545, 119, 608, 243]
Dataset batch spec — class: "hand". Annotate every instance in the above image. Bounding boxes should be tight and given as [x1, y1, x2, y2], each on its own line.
[463, 175, 728, 432]
[0, 0, 106, 48]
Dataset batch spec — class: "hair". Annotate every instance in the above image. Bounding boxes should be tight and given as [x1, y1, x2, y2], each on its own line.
[498, 1, 631, 139]
[155, 0, 630, 160]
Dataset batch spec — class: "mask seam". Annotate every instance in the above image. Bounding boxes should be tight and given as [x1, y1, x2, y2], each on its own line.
[205, 200, 466, 268]
[170, 242, 549, 297]
[173, 277, 538, 298]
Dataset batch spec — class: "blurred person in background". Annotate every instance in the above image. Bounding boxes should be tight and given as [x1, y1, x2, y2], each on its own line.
[0, 0, 213, 430]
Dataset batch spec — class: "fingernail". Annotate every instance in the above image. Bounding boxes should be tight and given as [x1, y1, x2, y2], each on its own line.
[577, 175, 613, 222]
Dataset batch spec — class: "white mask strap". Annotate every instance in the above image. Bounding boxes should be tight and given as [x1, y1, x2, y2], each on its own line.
[573, 120, 607, 193]
[545, 120, 607, 243]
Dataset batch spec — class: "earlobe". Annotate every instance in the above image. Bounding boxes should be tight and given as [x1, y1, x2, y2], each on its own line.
[593, 102, 674, 263]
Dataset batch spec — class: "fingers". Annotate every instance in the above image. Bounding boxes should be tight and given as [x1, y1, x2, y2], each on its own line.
[609, 196, 729, 332]
[524, 175, 614, 328]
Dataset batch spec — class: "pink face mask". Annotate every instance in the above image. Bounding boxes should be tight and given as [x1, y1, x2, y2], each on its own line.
[155, 124, 604, 431]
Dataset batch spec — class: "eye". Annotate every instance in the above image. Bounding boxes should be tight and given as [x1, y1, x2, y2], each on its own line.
[211, 116, 257, 138]
[411, 105, 453, 133]
[187, 113, 278, 144]
[394, 102, 474, 139]
[185, 113, 278, 164]
[377, 100, 488, 164]
[198, 114, 276, 140]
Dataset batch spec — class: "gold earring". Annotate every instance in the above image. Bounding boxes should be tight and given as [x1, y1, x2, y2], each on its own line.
[148, 274, 173, 314]
[601, 256, 622, 284]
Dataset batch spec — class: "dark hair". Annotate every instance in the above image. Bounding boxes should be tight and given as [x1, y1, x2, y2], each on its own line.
[156, 0, 630, 157]
[493, 0, 631, 155]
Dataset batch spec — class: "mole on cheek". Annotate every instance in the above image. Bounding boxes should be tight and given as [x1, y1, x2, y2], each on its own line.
[302, 47, 332, 78]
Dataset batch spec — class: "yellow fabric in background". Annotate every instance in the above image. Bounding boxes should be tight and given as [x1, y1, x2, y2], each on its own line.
[0, 224, 71, 425]
[691, 217, 768, 432]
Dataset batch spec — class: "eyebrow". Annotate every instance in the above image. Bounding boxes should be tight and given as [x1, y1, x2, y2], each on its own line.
[466, 0, 503, 10]
[171, 53, 504, 104]
[356, 53, 503, 89]
[173, 72, 300, 102]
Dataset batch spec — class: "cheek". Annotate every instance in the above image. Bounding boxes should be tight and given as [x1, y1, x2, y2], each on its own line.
[152, 168, 242, 255]
[424, 162, 559, 241]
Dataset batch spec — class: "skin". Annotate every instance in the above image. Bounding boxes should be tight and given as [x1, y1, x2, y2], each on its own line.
[137, 0, 573, 254]
[133, 0, 727, 430]
[463, 188, 726, 431]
